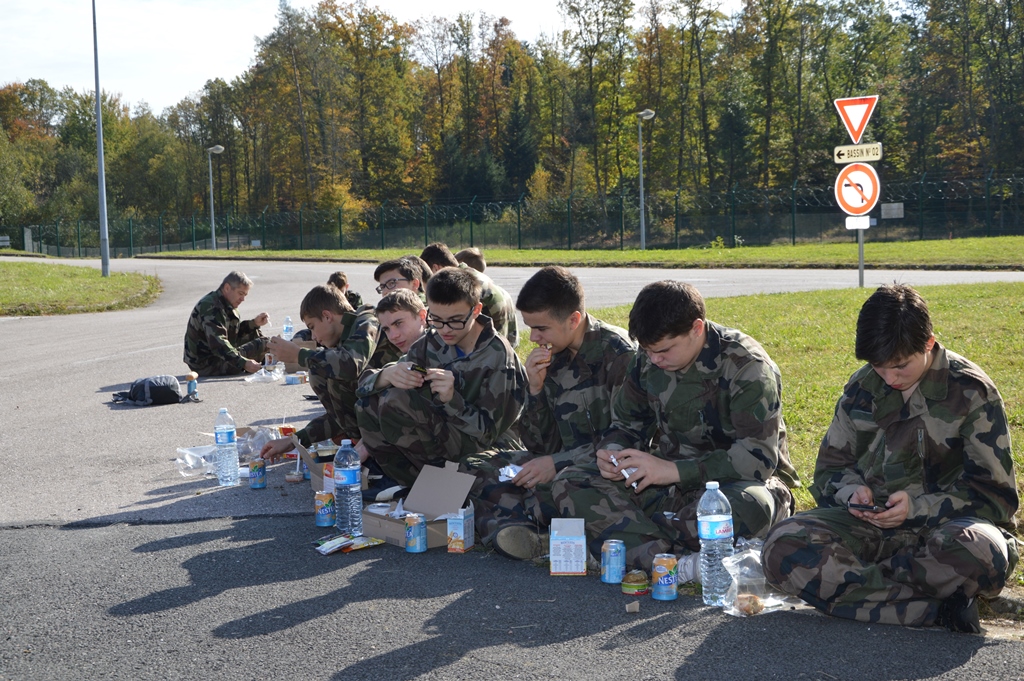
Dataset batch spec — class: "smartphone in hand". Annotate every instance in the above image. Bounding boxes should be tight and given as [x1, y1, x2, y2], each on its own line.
[848, 502, 887, 513]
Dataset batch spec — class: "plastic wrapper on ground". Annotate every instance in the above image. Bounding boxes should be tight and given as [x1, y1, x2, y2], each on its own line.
[175, 445, 217, 477]
[723, 538, 801, 617]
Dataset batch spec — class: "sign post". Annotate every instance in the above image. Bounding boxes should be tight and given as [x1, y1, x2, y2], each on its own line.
[834, 95, 879, 287]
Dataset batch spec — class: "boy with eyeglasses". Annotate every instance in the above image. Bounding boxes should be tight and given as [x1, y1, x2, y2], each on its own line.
[355, 267, 527, 487]
[373, 258, 425, 299]
[551, 280, 800, 577]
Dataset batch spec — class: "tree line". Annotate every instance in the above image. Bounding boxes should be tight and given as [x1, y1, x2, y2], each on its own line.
[1, 0, 1022, 229]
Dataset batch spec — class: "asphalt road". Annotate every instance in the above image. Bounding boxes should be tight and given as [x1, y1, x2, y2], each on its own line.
[2, 256, 1024, 679]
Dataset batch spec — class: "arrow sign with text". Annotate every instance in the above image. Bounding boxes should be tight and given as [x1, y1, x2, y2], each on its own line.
[834, 142, 883, 164]
[834, 95, 879, 144]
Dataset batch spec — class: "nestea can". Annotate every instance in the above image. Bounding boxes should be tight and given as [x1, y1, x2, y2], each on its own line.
[601, 539, 626, 584]
[314, 491, 336, 527]
[651, 553, 678, 601]
[249, 459, 266, 489]
[405, 513, 427, 553]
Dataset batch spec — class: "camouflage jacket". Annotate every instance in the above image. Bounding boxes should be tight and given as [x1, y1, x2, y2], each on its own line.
[359, 314, 527, 457]
[346, 290, 364, 310]
[597, 320, 800, 492]
[460, 263, 519, 348]
[520, 315, 636, 469]
[183, 290, 266, 374]
[296, 306, 380, 447]
[812, 343, 1017, 531]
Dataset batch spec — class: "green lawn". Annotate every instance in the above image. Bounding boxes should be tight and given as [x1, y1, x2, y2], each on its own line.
[144, 235, 1024, 269]
[0, 261, 161, 315]
[520, 282, 1024, 516]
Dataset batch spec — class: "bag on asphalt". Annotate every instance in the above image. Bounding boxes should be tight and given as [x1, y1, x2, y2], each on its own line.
[112, 375, 192, 406]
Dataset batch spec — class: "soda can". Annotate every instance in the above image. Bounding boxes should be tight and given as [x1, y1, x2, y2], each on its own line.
[314, 491, 336, 527]
[405, 513, 427, 553]
[249, 459, 267, 489]
[601, 539, 626, 584]
[651, 553, 678, 601]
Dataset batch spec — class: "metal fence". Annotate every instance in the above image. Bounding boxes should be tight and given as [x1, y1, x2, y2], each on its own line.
[5, 172, 1023, 256]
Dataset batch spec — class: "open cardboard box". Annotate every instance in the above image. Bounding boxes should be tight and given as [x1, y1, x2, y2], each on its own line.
[361, 461, 475, 549]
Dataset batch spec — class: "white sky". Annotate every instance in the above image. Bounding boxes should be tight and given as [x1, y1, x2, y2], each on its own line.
[0, 0, 739, 115]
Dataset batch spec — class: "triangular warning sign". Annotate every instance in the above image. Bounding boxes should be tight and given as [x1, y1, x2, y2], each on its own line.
[834, 95, 878, 144]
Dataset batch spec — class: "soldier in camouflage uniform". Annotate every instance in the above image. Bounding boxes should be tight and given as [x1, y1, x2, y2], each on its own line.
[420, 242, 519, 348]
[327, 270, 365, 310]
[260, 285, 379, 458]
[762, 284, 1018, 633]
[465, 266, 636, 560]
[183, 271, 269, 376]
[552, 281, 800, 576]
[355, 267, 527, 487]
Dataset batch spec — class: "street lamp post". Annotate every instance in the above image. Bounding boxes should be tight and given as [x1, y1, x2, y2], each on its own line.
[637, 109, 655, 251]
[206, 145, 224, 250]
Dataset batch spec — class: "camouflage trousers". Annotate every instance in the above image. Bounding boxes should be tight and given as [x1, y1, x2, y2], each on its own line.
[191, 338, 267, 377]
[551, 463, 792, 571]
[761, 508, 1018, 627]
[461, 450, 558, 548]
[308, 373, 358, 444]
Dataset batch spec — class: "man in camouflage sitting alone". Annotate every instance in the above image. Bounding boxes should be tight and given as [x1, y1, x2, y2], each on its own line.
[761, 284, 1018, 633]
[552, 280, 799, 580]
[183, 271, 269, 376]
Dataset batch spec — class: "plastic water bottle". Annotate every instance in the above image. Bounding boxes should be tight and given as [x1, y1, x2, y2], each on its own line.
[333, 439, 363, 537]
[697, 481, 734, 606]
[282, 316, 294, 341]
[214, 408, 240, 486]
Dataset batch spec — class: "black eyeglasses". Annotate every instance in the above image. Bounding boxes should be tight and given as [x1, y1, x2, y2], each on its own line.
[376, 277, 410, 294]
[427, 310, 474, 330]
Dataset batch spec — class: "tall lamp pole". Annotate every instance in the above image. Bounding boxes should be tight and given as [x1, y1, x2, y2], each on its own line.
[637, 109, 655, 251]
[206, 145, 224, 250]
[92, 0, 110, 275]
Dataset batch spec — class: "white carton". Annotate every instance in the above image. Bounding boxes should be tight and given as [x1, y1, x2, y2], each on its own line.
[447, 503, 475, 553]
[549, 518, 587, 575]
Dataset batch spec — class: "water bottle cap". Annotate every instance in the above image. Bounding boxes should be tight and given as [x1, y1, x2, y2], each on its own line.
[341, 439, 352, 446]
[706, 481, 719, 490]
[219, 407, 228, 413]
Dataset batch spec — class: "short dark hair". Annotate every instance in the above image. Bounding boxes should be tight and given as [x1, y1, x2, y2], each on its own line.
[426, 267, 481, 307]
[517, 266, 585, 321]
[373, 258, 420, 285]
[300, 284, 353, 320]
[376, 288, 425, 316]
[221, 271, 252, 289]
[327, 271, 349, 289]
[628, 281, 705, 346]
[455, 247, 486, 272]
[855, 284, 933, 365]
[403, 254, 433, 283]
[421, 242, 459, 269]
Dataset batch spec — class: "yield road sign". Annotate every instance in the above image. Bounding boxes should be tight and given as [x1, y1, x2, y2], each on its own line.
[834, 162, 880, 216]
[834, 95, 878, 144]
[834, 142, 882, 164]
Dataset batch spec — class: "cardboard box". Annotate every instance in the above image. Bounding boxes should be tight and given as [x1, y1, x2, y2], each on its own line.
[286, 341, 318, 373]
[549, 518, 587, 575]
[362, 461, 475, 550]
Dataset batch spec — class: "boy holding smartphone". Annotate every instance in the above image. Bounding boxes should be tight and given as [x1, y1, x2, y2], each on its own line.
[762, 284, 1018, 633]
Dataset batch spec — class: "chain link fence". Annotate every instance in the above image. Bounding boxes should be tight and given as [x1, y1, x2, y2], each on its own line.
[5, 172, 1023, 256]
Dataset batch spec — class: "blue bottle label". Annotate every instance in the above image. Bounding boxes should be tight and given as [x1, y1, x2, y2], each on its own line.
[698, 517, 734, 540]
[215, 429, 235, 445]
[335, 468, 360, 486]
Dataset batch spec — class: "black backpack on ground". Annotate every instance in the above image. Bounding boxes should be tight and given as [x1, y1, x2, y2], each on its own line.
[112, 375, 198, 406]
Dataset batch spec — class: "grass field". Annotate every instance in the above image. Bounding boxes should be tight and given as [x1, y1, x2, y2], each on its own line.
[0, 261, 161, 315]
[144, 235, 1024, 269]
[528, 282, 1024, 519]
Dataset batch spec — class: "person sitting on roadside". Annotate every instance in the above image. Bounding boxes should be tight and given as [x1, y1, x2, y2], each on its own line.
[183, 270, 269, 376]
[260, 284, 380, 457]
[420, 242, 518, 347]
[328, 270, 365, 310]
[551, 281, 800, 579]
[455, 247, 486, 273]
[355, 267, 526, 488]
[465, 266, 636, 561]
[761, 284, 1018, 634]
